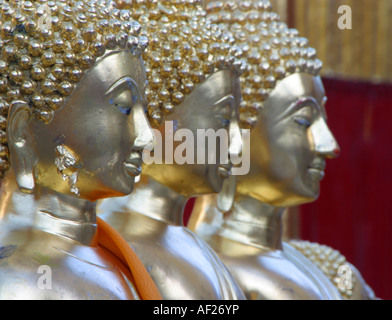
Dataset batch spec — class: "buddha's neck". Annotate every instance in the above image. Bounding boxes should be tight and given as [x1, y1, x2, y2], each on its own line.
[0, 173, 97, 246]
[122, 178, 188, 226]
[219, 195, 285, 251]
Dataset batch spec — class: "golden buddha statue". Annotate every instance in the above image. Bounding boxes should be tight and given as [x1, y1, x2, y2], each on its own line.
[188, 0, 375, 300]
[0, 0, 157, 299]
[98, 0, 247, 300]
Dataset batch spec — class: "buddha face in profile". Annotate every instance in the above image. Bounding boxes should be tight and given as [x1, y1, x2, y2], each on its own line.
[203, 0, 340, 206]
[238, 73, 339, 207]
[123, 0, 246, 196]
[26, 51, 153, 200]
[1, 1, 153, 201]
[144, 68, 243, 196]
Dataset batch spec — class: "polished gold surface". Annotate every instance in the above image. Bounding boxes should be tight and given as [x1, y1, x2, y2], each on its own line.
[117, 0, 246, 127]
[189, 73, 345, 300]
[188, 0, 374, 300]
[189, 74, 372, 299]
[0, 1, 153, 300]
[189, 74, 375, 299]
[99, 176, 245, 300]
[99, 68, 245, 300]
[189, 193, 342, 300]
[99, 0, 246, 300]
[235, 73, 338, 207]
[143, 69, 243, 196]
[0, 0, 149, 179]
[0, 0, 378, 301]
[204, 0, 322, 129]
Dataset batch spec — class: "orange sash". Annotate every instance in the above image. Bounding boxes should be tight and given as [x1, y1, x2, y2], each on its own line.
[97, 217, 162, 300]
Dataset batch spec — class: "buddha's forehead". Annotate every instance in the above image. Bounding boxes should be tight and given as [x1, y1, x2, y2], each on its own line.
[265, 73, 326, 112]
[83, 51, 146, 93]
[278, 73, 324, 98]
[56, 51, 146, 115]
[182, 70, 239, 112]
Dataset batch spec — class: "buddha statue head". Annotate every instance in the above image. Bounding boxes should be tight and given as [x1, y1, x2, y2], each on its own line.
[0, 0, 154, 201]
[117, 0, 248, 196]
[204, 0, 340, 206]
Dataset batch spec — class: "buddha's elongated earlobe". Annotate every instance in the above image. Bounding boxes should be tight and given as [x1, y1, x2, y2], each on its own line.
[7, 101, 36, 193]
[55, 145, 80, 196]
[217, 174, 236, 213]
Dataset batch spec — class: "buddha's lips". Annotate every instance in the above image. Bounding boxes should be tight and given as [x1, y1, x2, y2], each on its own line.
[309, 158, 326, 172]
[308, 158, 326, 180]
[124, 161, 142, 177]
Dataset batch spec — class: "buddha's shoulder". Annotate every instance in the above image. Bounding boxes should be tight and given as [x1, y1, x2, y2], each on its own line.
[288, 240, 376, 300]
[124, 226, 245, 299]
[0, 232, 137, 300]
[128, 225, 224, 266]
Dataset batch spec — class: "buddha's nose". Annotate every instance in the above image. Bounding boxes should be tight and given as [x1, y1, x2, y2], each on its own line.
[228, 119, 243, 159]
[312, 117, 340, 159]
[132, 102, 155, 152]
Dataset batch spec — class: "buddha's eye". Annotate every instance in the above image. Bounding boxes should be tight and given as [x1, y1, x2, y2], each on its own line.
[115, 103, 132, 116]
[216, 114, 231, 128]
[293, 105, 313, 129]
[294, 116, 312, 128]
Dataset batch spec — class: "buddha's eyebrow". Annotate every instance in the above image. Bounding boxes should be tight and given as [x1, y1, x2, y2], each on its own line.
[293, 97, 325, 117]
[276, 96, 324, 122]
[105, 77, 139, 97]
[106, 76, 143, 108]
[213, 95, 235, 109]
[295, 97, 320, 110]
[299, 96, 327, 119]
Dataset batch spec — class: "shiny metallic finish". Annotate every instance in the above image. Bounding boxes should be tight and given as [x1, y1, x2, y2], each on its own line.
[0, 178, 138, 300]
[235, 74, 339, 207]
[203, 0, 324, 130]
[143, 69, 243, 196]
[99, 69, 245, 300]
[0, 47, 153, 298]
[115, 0, 247, 128]
[28, 51, 153, 201]
[189, 73, 372, 300]
[99, 178, 244, 300]
[0, 0, 149, 179]
[190, 194, 342, 300]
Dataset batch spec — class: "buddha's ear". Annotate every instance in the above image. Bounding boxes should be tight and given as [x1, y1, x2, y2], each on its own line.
[7, 101, 36, 193]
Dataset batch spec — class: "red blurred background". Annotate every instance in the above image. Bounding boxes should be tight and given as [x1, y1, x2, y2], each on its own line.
[300, 78, 392, 300]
